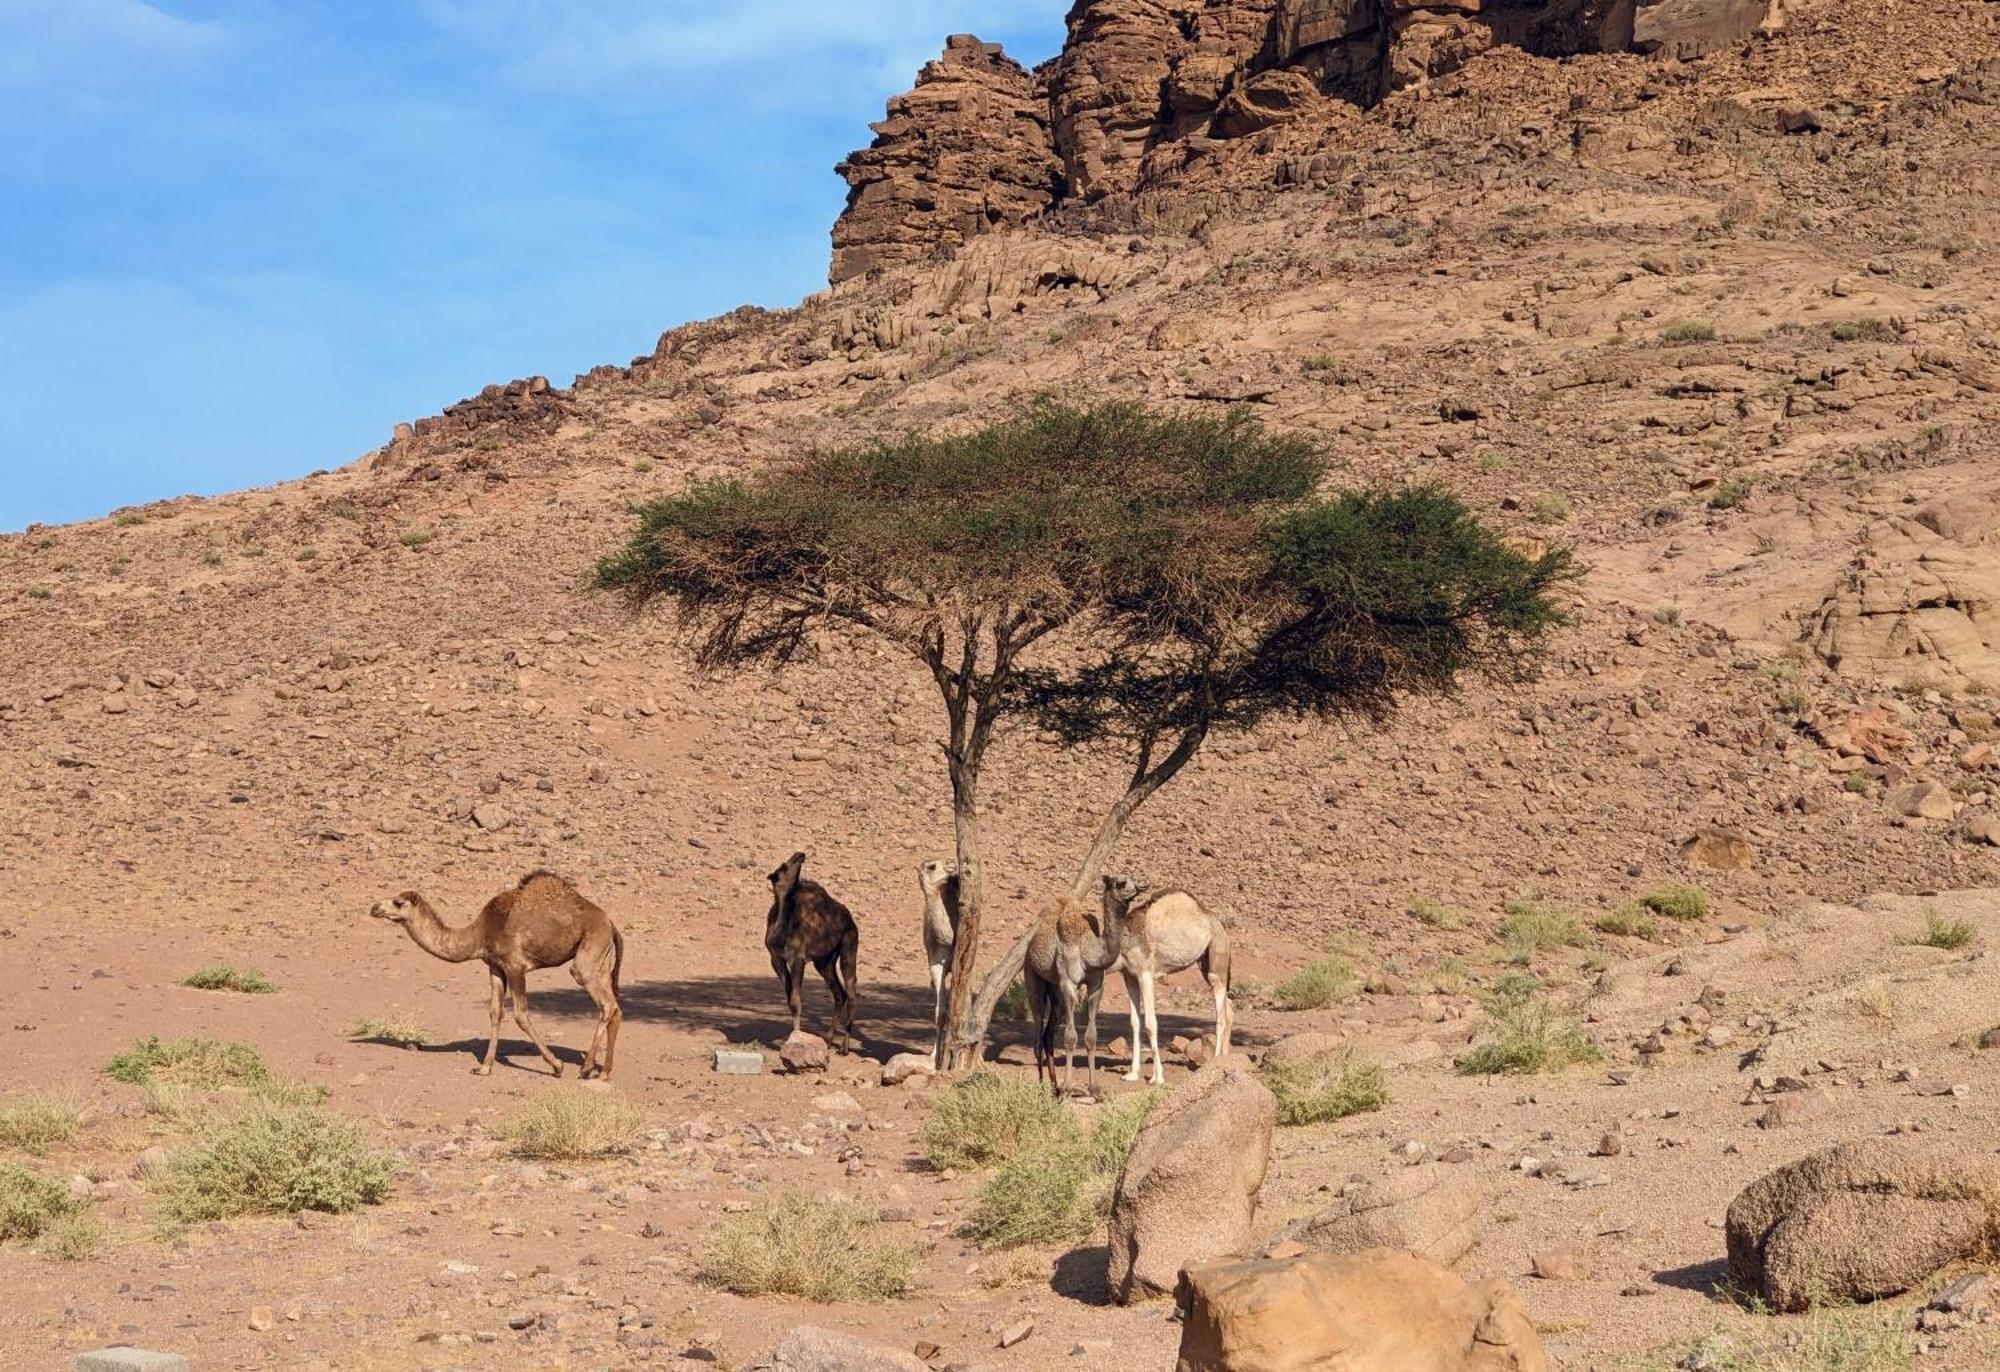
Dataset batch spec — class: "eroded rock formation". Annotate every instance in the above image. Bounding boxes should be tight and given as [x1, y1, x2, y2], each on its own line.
[831, 35, 1063, 283]
[829, 0, 1788, 278]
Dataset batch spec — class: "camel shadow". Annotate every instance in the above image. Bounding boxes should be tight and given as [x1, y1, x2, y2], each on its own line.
[354, 1035, 586, 1076]
[1653, 1257, 1733, 1298]
[536, 972, 1044, 1063]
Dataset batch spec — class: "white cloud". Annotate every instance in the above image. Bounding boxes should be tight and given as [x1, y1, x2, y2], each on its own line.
[0, 0, 224, 90]
[418, 1, 1061, 108]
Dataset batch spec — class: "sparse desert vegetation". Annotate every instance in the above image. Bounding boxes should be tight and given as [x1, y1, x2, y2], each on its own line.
[151, 1097, 396, 1225]
[922, 1072, 1069, 1171]
[696, 1189, 919, 1302]
[1458, 996, 1605, 1076]
[1263, 1050, 1389, 1126]
[105, 1037, 269, 1090]
[967, 1092, 1160, 1250]
[500, 1089, 646, 1160]
[1272, 954, 1358, 1011]
[0, 1091, 80, 1155]
[344, 1013, 439, 1047]
[181, 965, 277, 994]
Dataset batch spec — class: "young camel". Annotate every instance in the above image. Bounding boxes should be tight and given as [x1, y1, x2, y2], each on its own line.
[766, 852, 860, 1052]
[368, 871, 624, 1080]
[1102, 875, 1232, 1086]
[918, 859, 963, 1069]
[1023, 888, 1127, 1098]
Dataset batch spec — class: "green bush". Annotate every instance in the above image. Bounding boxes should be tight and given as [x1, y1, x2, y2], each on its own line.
[153, 1098, 396, 1224]
[182, 966, 277, 994]
[1597, 909, 1660, 941]
[1500, 900, 1587, 964]
[1660, 319, 1717, 344]
[501, 1090, 646, 1160]
[106, 1037, 268, 1089]
[37, 1211, 101, 1261]
[1904, 911, 1976, 951]
[0, 1163, 82, 1241]
[922, 1072, 1070, 1171]
[697, 1190, 918, 1302]
[967, 1092, 1160, 1249]
[345, 1014, 439, 1047]
[0, 1090, 81, 1155]
[1457, 998, 1603, 1076]
[1708, 478, 1753, 511]
[1263, 1051, 1389, 1126]
[1272, 955, 1357, 1011]
[1640, 884, 1710, 922]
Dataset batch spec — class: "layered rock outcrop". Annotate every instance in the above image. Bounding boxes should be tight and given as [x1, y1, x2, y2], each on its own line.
[830, 1, 1792, 280]
[831, 35, 1063, 283]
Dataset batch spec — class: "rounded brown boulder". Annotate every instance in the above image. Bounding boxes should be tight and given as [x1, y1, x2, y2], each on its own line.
[1175, 1247, 1546, 1372]
[1108, 1063, 1277, 1304]
[1725, 1139, 2000, 1312]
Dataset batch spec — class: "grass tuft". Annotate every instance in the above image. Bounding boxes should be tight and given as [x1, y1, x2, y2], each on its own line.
[0, 1091, 81, 1155]
[1457, 997, 1604, 1076]
[967, 1092, 1160, 1250]
[1272, 954, 1357, 1011]
[182, 965, 278, 994]
[38, 1210, 101, 1261]
[345, 1014, 440, 1048]
[0, 1163, 82, 1242]
[152, 1097, 395, 1224]
[697, 1189, 919, 1302]
[1597, 909, 1661, 941]
[1263, 1050, 1389, 1126]
[1639, 883, 1710, 922]
[922, 1072, 1069, 1171]
[1660, 319, 1718, 343]
[106, 1036, 268, 1090]
[500, 1090, 646, 1160]
[1903, 910, 1976, 951]
[1500, 900, 1588, 964]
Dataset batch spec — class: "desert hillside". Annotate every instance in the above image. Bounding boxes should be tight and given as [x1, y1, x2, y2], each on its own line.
[5, 1, 2000, 1368]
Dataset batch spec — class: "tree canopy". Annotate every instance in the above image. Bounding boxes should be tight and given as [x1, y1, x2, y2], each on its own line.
[598, 398, 1577, 1064]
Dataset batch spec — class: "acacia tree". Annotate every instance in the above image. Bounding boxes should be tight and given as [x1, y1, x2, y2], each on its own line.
[596, 400, 1573, 1068]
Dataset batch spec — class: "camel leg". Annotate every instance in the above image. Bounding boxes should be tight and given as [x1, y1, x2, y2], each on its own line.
[1083, 978, 1101, 1098]
[1141, 971, 1164, 1087]
[784, 956, 806, 1036]
[1210, 972, 1233, 1062]
[930, 960, 948, 1069]
[505, 972, 565, 1077]
[577, 944, 621, 1081]
[1122, 970, 1144, 1082]
[474, 967, 504, 1076]
[1061, 986, 1080, 1097]
[816, 954, 850, 1054]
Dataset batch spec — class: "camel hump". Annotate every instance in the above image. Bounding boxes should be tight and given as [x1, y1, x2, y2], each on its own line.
[1132, 887, 1200, 920]
[518, 869, 573, 892]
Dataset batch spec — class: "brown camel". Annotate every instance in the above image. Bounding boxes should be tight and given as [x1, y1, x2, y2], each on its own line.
[1023, 885, 1126, 1098]
[765, 851, 860, 1052]
[368, 871, 624, 1080]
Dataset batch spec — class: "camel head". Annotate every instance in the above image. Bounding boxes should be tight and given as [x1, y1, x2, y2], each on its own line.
[1102, 874, 1142, 916]
[769, 851, 807, 903]
[918, 858, 957, 895]
[369, 891, 423, 924]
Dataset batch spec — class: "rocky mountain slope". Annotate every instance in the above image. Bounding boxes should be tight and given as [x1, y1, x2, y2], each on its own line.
[4, 1, 2000, 1367]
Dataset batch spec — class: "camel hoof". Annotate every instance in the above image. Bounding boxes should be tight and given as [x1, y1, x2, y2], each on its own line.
[471, 1065, 493, 1077]
[551, 1065, 565, 1079]
[1122, 1071, 1143, 1083]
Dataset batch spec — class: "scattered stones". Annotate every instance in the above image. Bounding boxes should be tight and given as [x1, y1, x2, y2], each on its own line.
[1109, 1065, 1276, 1304]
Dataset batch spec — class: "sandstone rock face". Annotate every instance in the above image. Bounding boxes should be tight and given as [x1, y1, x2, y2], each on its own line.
[1288, 1166, 1489, 1266]
[1049, 0, 1200, 200]
[1176, 1248, 1547, 1372]
[1631, 0, 1782, 59]
[1725, 1140, 2000, 1312]
[1108, 1063, 1277, 1303]
[831, 36, 1062, 284]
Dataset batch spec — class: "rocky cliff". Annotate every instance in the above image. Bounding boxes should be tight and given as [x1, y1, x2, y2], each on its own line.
[830, 0, 1787, 281]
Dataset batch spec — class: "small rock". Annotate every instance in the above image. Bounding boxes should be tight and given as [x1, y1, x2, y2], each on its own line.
[1592, 1130, 1625, 1158]
[998, 1318, 1035, 1349]
[881, 1052, 935, 1086]
[780, 1031, 830, 1074]
[712, 1048, 763, 1076]
[1889, 781, 1957, 821]
[1531, 1246, 1581, 1281]
[248, 1306, 276, 1332]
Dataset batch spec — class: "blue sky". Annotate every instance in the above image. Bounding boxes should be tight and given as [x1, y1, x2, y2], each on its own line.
[0, 1, 1066, 531]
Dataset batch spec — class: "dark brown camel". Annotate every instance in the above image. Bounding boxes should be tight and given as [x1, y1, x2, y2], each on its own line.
[369, 871, 624, 1079]
[765, 851, 860, 1052]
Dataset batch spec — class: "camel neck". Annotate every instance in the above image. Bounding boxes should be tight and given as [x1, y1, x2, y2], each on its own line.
[401, 896, 482, 964]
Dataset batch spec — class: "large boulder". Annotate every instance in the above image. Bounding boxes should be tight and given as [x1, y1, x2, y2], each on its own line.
[770, 1326, 930, 1372]
[1631, 0, 1783, 60]
[1725, 1140, 2000, 1312]
[1176, 1248, 1547, 1372]
[1287, 1166, 1490, 1267]
[1109, 1063, 1278, 1303]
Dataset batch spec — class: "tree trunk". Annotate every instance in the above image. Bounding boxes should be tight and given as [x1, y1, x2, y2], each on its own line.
[941, 778, 987, 1071]
[953, 724, 1210, 1061]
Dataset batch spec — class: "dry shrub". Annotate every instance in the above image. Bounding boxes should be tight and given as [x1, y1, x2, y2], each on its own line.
[501, 1089, 646, 1160]
[921, 1073, 1068, 1171]
[966, 1091, 1160, 1250]
[0, 1090, 81, 1155]
[153, 1098, 395, 1224]
[1263, 1052, 1389, 1126]
[697, 1189, 918, 1302]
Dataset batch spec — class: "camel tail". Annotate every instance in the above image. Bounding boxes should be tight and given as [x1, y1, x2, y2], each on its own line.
[610, 924, 626, 998]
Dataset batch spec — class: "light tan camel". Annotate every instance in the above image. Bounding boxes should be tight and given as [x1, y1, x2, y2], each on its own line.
[1102, 875, 1232, 1086]
[369, 871, 624, 1080]
[918, 859, 961, 1068]
[1023, 887, 1126, 1097]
